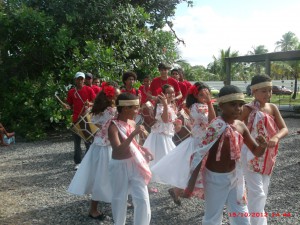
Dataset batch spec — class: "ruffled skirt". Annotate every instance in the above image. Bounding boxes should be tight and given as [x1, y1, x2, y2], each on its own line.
[68, 143, 112, 202]
[151, 136, 198, 188]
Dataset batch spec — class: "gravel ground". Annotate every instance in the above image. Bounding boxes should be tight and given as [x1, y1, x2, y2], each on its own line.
[0, 116, 299, 225]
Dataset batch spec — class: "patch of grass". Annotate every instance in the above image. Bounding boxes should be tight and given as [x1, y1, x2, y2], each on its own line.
[244, 93, 300, 105]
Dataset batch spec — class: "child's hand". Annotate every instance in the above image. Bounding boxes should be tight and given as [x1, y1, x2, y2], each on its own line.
[268, 135, 279, 148]
[63, 103, 71, 110]
[134, 125, 147, 136]
[140, 146, 154, 162]
[157, 93, 167, 105]
[256, 135, 268, 148]
[203, 89, 212, 104]
[174, 119, 182, 133]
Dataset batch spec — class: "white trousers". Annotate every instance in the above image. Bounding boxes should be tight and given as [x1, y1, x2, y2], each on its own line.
[242, 148, 270, 225]
[109, 158, 151, 225]
[202, 168, 250, 225]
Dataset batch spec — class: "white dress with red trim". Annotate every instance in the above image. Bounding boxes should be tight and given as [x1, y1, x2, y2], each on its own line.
[143, 103, 177, 180]
[68, 107, 116, 202]
[151, 103, 209, 187]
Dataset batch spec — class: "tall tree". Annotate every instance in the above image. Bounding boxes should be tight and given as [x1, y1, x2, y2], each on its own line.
[275, 31, 299, 51]
[208, 47, 239, 82]
[275, 31, 300, 99]
[248, 45, 269, 74]
[0, 0, 192, 139]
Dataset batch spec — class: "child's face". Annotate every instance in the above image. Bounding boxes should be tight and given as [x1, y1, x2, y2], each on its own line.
[252, 86, 272, 104]
[219, 100, 244, 120]
[196, 88, 209, 103]
[159, 68, 169, 77]
[126, 105, 140, 120]
[93, 79, 100, 86]
[171, 71, 179, 81]
[164, 87, 175, 102]
[143, 78, 150, 86]
[125, 76, 135, 87]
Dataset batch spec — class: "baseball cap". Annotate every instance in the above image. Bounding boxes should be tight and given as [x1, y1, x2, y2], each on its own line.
[74, 72, 85, 79]
[85, 73, 93, 79]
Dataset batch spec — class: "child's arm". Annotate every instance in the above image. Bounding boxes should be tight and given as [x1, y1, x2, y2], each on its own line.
[140, 146, 154, 162]
[157, 93, 169, 123]
[241, 121, 268, 157]
[202, 88, 216, 123]
[108, 123, 144, 152]
[269, 104, 288, 147]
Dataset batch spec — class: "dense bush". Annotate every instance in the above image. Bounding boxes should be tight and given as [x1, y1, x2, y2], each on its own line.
[0, 1, 187, 140]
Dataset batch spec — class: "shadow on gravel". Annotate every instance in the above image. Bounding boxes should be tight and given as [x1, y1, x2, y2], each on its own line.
[0, 200, 113, 225]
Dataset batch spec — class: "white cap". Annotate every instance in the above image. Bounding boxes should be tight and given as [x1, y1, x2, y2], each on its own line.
[74, 72, 85, 79]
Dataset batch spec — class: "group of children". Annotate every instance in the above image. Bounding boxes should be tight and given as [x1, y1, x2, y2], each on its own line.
[67, 73, 288, 225]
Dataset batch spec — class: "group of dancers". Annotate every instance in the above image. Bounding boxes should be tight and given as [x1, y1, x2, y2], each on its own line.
[65, 67, 288, 225]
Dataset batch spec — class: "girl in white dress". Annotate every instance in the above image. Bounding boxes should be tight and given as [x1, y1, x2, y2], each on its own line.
[143, 84, 180, 170]
[151, 82, 216, 204]
[68, 83, 120, 220]
[143, 84, 182, 193]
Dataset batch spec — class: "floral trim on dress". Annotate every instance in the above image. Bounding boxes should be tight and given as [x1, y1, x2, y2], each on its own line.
[151, 103, 177, 135]
[190, 103, 209, 138]
[92, 107, 117, 146]
[187, 117, 246, 205]
[245, 101, 279, 175]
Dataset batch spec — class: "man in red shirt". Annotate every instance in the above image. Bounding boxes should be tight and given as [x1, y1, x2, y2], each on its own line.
[148, 63, 182, 102]
[85, 72, 102, 95]
[65, 72, 96, 169]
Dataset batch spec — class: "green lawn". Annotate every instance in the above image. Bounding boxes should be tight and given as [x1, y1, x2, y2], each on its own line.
[244, 93, 300, 105]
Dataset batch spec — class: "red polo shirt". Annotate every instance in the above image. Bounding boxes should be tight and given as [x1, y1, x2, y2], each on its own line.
[149, 77, 180, 96]
[67, 85, 96, 122]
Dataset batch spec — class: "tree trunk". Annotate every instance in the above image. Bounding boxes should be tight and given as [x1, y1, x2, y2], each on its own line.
[292, 72, 298, 99]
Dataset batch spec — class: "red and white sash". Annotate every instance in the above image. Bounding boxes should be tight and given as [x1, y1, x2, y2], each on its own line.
[112, 120, 152, 185]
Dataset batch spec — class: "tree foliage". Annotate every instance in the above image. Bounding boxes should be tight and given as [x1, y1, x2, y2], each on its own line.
[0, 0, 191, 139]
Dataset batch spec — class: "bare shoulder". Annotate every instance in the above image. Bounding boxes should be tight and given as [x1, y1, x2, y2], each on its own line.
[268, 103, 280, 116]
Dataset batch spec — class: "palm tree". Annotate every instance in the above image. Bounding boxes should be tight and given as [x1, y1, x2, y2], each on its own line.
[275, 31, 299, 51]
[208, 47, 239, 82]
[275, 32, 300, 99]
[248, 45, 269, 74]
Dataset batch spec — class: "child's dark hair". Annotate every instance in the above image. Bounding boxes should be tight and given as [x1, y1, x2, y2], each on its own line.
[91, 90, 116, 114]
[161, 84, 173, 93]
[186, 82, 211, 108]
[153, 84, 175, 117]
[218, 85, 243, 97]
[116, 93, 139, 113]
[251, 75, 272, 86]
[122, 71, 137, 84]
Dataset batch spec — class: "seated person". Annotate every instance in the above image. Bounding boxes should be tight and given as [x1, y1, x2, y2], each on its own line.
[0, 123, 15, 146]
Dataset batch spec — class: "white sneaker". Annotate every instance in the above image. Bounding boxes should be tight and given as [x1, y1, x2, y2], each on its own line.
[74, 163, 80, 170]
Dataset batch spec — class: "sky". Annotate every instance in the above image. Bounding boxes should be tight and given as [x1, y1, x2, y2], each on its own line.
[171, 0, 300, 67]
